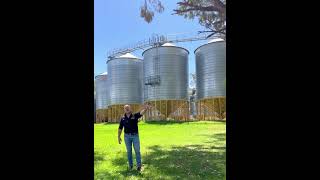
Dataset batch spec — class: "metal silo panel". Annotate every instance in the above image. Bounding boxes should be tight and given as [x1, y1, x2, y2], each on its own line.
[195, 41, 226, 100]
[143, 46, 189, 101]
[95, 73, 109, 109]
[107, 55, 143, 105]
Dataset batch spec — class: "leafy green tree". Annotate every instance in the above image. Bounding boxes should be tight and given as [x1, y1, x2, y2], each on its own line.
[140, 0, 226, 38]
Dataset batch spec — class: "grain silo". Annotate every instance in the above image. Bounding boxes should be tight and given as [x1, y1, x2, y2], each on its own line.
[95, 72, 109, 123]
[143, 43, 189, 121]
[107, 53, 143, 122]
[195, 38, 226, 120]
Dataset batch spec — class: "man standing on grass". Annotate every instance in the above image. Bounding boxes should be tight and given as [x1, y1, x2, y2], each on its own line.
[118, 104, 151, 171]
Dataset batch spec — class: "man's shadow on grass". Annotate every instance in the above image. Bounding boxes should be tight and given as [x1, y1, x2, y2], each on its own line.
[109, 143, 225, 179]
[95, 133, 226, 179]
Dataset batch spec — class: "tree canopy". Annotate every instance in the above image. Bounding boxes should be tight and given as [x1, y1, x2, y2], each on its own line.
[140, 0, 226, 38]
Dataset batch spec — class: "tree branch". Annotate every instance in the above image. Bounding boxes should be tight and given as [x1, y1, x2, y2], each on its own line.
[172, 7, 221, 15]
[198, 27, 226, 39]
[206, 28, 226, 38]
[173, 0, 225, 15]
[212, 0, 226, 10]
[198, 30, 215, 34]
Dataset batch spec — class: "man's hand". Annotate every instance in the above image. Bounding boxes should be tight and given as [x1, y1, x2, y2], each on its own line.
[118, 136, 122, 144]
[140, 103, 151, 115]
[143, 103, 152, 110]
[143, 104, 149, 110]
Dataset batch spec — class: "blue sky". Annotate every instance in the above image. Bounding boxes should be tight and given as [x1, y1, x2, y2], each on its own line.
[94, 0, 210, 86]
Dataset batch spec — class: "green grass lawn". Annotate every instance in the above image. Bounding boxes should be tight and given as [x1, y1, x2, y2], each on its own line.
[94, 121, 226, 180]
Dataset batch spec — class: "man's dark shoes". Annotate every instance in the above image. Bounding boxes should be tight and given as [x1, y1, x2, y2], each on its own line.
[137, 166, 141, 171]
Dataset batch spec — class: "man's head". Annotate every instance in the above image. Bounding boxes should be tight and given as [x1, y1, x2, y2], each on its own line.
[124, 104, 132, 114]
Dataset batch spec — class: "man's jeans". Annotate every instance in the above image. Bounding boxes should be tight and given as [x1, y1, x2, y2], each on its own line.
[124, 133, 141, 167]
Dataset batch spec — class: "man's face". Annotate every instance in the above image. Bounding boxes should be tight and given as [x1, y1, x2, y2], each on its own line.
[124, 105, 131, 114]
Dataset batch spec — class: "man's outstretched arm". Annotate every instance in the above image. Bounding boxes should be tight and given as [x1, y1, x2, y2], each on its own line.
[140, 104, 151, 115]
